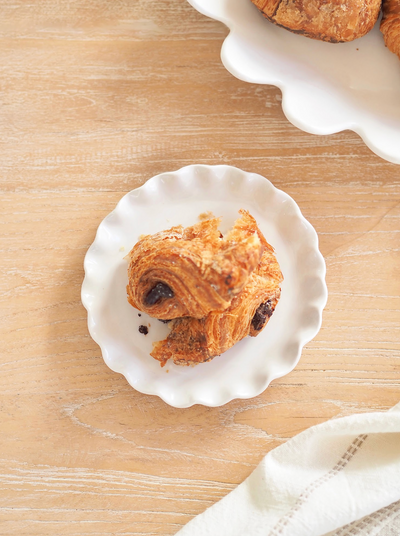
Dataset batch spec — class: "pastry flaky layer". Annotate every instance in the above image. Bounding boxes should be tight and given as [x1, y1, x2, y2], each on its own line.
[251, 0, 381, 42]
[151, 229, 284, 367]
[126, 210, 264, 320]
[381, 0, 400, 59]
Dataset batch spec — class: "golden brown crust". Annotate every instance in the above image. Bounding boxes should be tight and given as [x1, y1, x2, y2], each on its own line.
[126, 210, 264, 320]
[381, 0, 400, 59]
[251, 0, 381, 43]
[151, 239, 283, 367]
[252, 0, 282, 17]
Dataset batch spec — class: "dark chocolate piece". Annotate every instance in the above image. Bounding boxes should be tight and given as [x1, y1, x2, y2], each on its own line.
[251, 301, 274, 331]
[225, 274, 232, 285]
[138, 325, 149, 335]
[145, 282, 174, 306]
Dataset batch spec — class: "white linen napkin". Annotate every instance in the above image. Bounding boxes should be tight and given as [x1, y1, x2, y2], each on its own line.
[326, 498, 400, 535]
[175, 402, 400, 536]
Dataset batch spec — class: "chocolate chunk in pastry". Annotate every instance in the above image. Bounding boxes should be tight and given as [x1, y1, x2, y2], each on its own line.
[150, 239, 283, 367]
[145, 282, 175, 306]
[126, 210, 264, 320]
[251, 300, 274, 332]
[381, 0, 400, 59]
[250, 0, 381, 43]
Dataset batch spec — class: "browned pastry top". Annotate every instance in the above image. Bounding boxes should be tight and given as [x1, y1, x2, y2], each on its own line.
[151, 237, 283, 367]
[251, 0, 381, 43]
[381, 0, 400, 59]
[126, 210, 264, 320]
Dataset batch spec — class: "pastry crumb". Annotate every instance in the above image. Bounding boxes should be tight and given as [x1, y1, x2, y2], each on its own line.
[198, 211, 215, 221]
[119, 246, 125, 252]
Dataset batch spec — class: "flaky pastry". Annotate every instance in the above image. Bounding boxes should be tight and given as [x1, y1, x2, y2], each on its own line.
[151, 232, 283, 367]
[250, 0, 381, 43]
[381, 0, 400, 59]
[126, 210, 264, 320]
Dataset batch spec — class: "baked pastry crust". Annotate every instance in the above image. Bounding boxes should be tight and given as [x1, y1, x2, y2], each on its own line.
[151, 236, 283, 367]
[251, 0, 381, 43]
[381, 0, 400, 59]
[126, 210, 264, 320]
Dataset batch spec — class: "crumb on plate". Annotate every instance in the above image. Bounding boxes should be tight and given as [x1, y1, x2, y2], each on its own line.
[198, 211, 215, 221]
[138, 325, 148, 335]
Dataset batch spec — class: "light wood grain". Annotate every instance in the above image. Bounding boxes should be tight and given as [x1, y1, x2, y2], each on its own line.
[1, 0, 400, 534]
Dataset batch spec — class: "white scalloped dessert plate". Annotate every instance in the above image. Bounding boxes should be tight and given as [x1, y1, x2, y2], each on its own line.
[82, 165, 327, 408]
[187, 0, 400, 165]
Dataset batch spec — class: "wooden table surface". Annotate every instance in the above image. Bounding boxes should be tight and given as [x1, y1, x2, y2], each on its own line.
[1, 1, 400, 534]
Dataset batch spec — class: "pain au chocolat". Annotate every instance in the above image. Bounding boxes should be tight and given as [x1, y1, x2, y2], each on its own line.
[151, 224, 283, 367]
[381, 0, 400, 59]
[126, 210, 264, 321]
[250, 0, 381, 43]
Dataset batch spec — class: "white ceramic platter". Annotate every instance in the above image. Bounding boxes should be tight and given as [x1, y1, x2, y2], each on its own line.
[82, 165, 327, 408]
[187, 0, 400, 165]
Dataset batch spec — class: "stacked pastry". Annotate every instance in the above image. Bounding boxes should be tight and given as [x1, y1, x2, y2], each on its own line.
[126, 210, 283, 367]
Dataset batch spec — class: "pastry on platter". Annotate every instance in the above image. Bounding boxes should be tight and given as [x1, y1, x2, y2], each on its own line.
[151, 237, 283, 367]
[126, 210, 264, 320]
[250, 0, 381, 43]
[381, 0, 400, 59]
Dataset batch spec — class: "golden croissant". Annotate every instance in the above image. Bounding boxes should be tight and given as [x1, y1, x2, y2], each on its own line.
[151, 235, 283, 367]
[126, 210, 264, 320]
[381, 0, 400, 59]
[250, 0, 381, 43]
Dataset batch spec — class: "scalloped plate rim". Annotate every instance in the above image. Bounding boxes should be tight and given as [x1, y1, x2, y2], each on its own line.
[186, 0, 400, 165]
